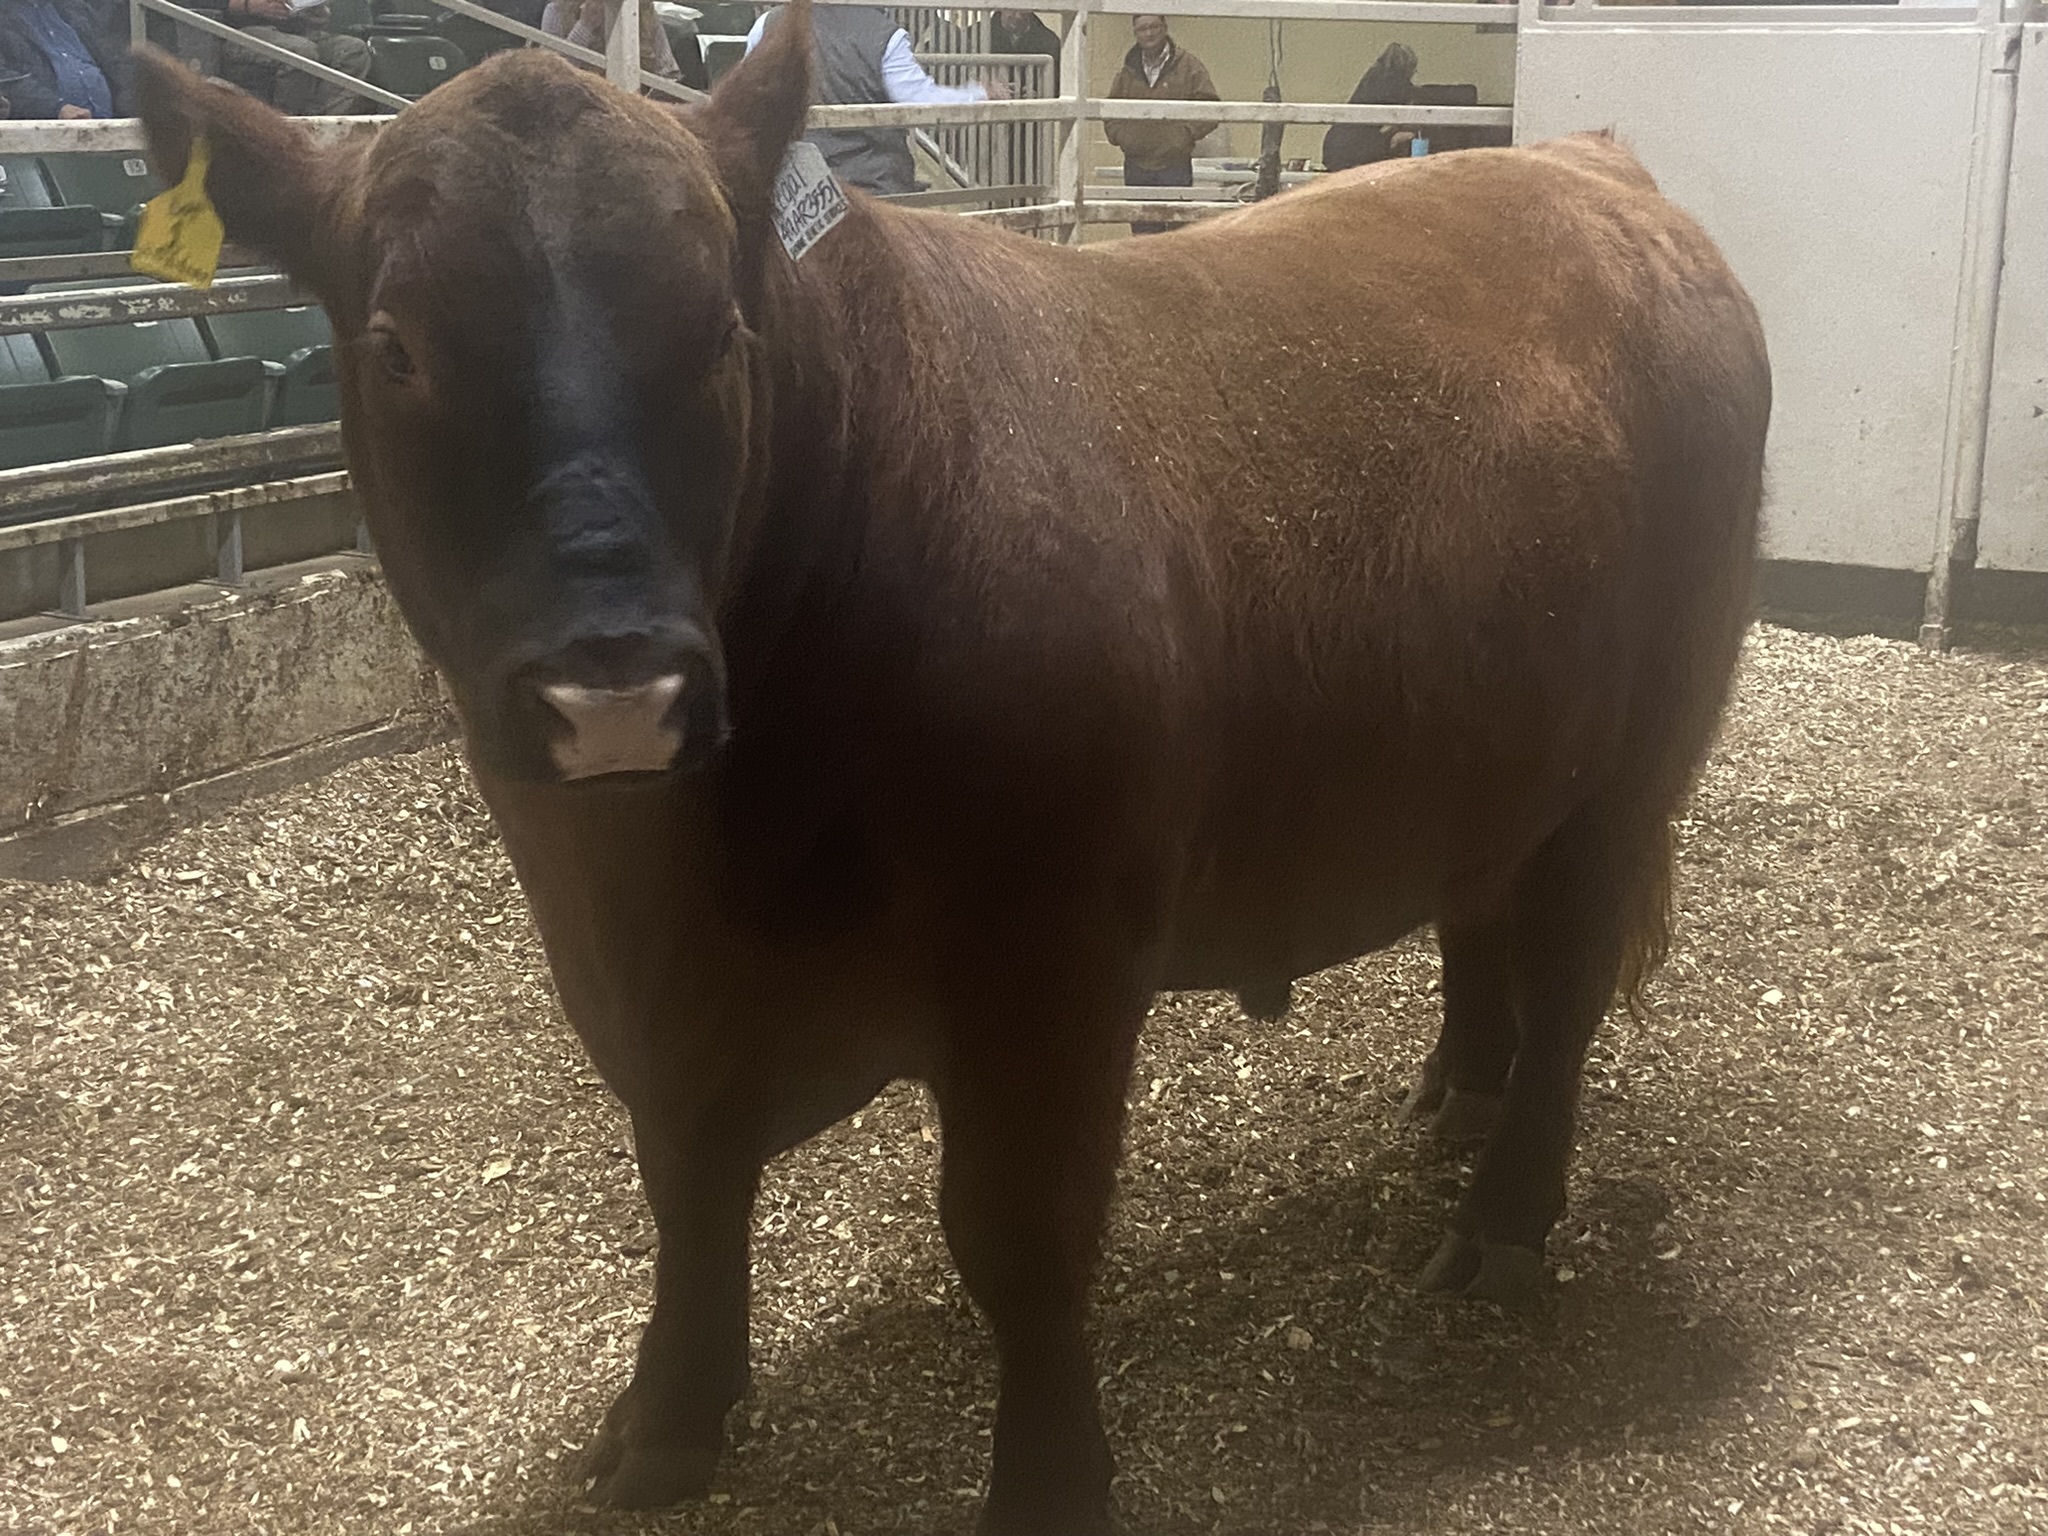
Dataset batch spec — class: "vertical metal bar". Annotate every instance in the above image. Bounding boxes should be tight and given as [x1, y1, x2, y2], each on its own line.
[130, 0, 148, 51]
[1921, 20, 2023, 651]
[604, 0, 641, 95]
[1057, 2, 1091, 242]
[355, 517, 374, 555]
[57, 537, 87, 618]
[213, 508, 245, 586]
[1514, 0, 1544, 145]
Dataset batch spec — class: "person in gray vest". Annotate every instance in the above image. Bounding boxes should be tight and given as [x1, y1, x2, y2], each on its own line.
[745, 4, 1009, 197]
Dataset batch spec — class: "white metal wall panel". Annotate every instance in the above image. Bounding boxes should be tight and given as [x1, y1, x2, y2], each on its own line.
[1978, 23, 2048, 573]
[1515, 19, 1987, 570]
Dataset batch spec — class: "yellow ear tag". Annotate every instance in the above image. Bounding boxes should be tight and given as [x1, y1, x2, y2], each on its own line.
[130, 134, 226, 290]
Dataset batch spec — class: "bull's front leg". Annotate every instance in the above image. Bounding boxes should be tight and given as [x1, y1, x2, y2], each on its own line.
[934, 981, 1146, 1536]
[586, 1107, 759, 1508]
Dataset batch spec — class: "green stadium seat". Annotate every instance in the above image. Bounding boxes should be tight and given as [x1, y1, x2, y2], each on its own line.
[367, 34, 467, 98]
[0, 156, 53, 211]
[39, 154, 166, 250]
[425, 10, 526, 67]
[0, 158, 106, 264]
[36, 284, 275, 452]
[0, 333, 124, 475]
[201, 305, 339, 426]
[702, 37, 745, 82]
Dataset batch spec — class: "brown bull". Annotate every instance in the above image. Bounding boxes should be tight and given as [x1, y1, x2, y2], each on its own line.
[137, 9, 1768, 1530]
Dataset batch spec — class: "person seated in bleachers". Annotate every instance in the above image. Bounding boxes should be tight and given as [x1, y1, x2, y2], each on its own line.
[217, 0, 376, 114]
[1321, 41, 1418, 171]
[0, 0, 123, 119]
[542, 0, 685, 86]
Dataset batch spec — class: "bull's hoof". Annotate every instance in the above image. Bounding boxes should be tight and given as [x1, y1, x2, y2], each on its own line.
[584, 1430, 722, 1509]
[1417, 1229, 1547, 1308]
[1237, 978, 1293, 1022]
[976, 1497, 1114, 1536]
[1428, 1087, 1503, 1145]
[1395, 1052, 1448, 1126]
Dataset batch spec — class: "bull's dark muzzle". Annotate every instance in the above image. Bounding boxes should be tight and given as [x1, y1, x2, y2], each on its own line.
[519, 628, 727, 781]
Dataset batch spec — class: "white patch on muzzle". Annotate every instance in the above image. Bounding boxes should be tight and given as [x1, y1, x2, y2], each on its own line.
[539, 675, 687, 780]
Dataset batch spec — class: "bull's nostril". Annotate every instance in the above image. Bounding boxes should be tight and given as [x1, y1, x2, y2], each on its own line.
[539, 674, 687, 780]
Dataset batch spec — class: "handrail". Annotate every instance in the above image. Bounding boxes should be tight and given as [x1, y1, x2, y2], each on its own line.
[0, 471, 351, 554]
[0, 275, 309, 336]
[0, 115, 386, 153]
[0, 252, 270, 284]
[0, 427, 343, 525]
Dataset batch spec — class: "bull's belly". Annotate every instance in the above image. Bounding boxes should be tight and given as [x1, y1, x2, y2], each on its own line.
[1152, 769, 1566, 994]
[1157, 852, 1441, 995]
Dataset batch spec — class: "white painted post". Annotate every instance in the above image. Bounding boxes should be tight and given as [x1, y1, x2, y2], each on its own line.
[1921, 17, 2023, 649]
[57, 538, 86, 618]
[1056, 1, 1091, 242]
[604, 0, 641, 95]
[213, 509, 245, 586]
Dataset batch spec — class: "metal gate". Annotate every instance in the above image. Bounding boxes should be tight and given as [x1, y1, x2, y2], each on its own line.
[1978, 20, 2048, 575]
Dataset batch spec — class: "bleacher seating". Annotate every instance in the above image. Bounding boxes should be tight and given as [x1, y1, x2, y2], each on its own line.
[39, 154, 166, 251]
[201, 306, 339, 428]
[367, 33, 469, 98]
[0, 158, 105, 264]
[34, 283, 275, 453]
[0, 332, 124, 473]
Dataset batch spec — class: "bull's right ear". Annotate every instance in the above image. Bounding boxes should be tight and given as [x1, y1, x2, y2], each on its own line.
[134, 48, 349, 298]
[689, 0, 813, 227]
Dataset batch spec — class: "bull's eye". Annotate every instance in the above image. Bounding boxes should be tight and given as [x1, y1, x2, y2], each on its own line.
[368, 319, 415, 382]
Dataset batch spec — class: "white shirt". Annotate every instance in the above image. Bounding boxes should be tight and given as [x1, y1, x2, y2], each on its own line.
[742, 12, 989, 103]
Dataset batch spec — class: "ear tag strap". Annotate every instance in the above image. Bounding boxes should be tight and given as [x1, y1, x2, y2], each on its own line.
[131, 133, 226, 290]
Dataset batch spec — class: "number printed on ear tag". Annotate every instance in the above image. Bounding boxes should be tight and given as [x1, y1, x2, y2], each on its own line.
[770, 142, 849, 261]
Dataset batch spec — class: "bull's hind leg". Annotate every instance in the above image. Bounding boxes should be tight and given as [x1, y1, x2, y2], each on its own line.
[1421, 807, 1650, 1306]
[934, 982, 1145, 1536]
[585, 1113, 759, 1508]
[1398, 917, 1518, 1146]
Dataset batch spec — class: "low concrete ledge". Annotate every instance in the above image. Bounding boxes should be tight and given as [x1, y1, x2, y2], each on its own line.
[0, 560, 451, 881]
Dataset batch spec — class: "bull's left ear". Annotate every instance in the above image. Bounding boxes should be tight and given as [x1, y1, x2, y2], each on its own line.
[688, 0, 813, 228]
[134, 47, 353, 301]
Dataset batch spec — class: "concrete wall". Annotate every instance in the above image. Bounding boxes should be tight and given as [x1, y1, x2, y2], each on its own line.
[0, 561, 448, 879]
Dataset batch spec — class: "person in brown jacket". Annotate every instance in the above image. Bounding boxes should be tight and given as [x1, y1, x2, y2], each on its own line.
[1105, 13, 1219, 234]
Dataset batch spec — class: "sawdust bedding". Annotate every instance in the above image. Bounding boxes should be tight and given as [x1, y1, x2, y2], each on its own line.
[4, 622, 2046, 1536]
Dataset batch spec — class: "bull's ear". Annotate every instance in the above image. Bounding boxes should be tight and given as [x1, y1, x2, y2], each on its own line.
[690, 0, 813, 224]
[133, 47, 349, 298]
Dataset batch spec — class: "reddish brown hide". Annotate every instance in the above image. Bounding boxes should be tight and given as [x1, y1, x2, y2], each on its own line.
[136, 10, 1768, 1531]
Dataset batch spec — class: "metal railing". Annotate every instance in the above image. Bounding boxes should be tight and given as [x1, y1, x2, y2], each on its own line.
[913, 53, 1053, 208]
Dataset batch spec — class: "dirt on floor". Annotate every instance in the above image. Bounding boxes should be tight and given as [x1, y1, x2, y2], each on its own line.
[3, 622, 2046, 1536]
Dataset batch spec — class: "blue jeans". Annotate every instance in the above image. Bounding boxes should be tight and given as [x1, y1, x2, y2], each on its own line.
[1124, 160, 1193, 236]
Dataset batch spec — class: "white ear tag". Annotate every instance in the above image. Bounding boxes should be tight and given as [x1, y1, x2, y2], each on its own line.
[770, 142, 849, 261]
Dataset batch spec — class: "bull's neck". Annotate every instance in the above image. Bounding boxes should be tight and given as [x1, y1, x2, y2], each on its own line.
[756, 204, 925, 505]
[713, 203, 921, 696]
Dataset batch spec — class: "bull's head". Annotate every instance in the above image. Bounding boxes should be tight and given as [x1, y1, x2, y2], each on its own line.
[136, 6, 816, 784]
